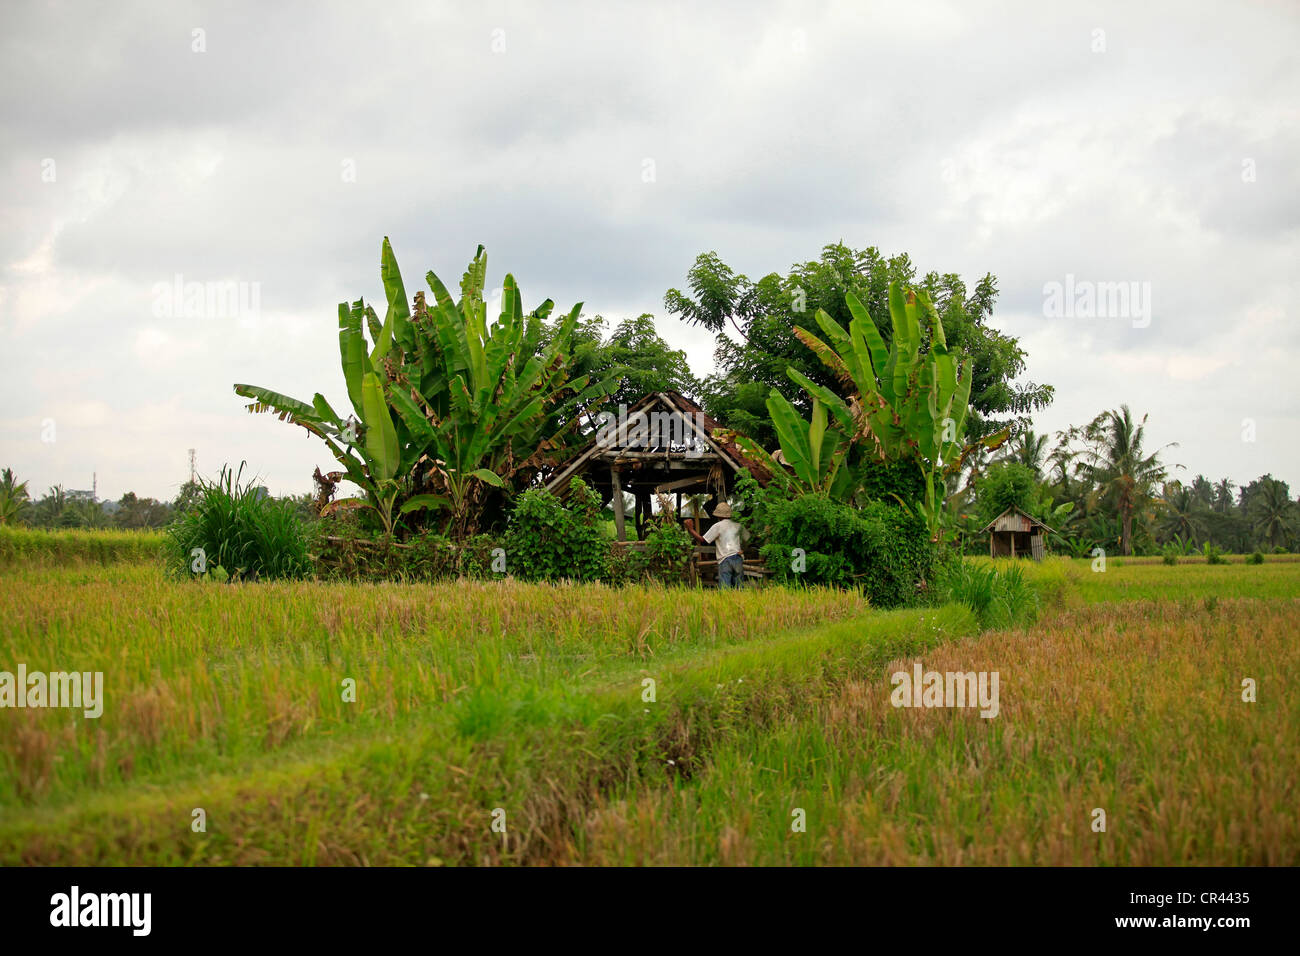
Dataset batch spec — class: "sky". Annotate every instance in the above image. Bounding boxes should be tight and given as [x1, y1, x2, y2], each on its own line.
[1, 0, 1297, 502]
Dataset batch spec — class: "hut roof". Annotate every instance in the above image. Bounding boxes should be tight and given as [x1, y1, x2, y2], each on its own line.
[543, 390, 773, 494]
[980, 506, 1057, 535]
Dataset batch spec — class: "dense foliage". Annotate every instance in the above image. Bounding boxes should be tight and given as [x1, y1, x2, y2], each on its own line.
[505, 479, 609, 583]
[665, 243, 1053, 448]
[733, 469, 933, 606]
[235, 240, 616, 538]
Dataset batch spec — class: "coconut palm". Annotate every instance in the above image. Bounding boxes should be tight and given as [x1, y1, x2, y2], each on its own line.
[1189, 474, 1215, 510]
[1002, 428, 1050, 480]
[0, 468, 30, 525]
[1212, 477, 1236, 515]
[1249, 477, 1296, 551]
[1079, 405, 1174, 556]
[1158, 481, 1204, 544]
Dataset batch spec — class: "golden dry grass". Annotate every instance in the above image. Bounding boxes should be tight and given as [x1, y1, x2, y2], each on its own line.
[568, 597, 1298, 865]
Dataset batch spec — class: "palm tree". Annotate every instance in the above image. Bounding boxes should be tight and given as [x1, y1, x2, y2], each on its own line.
[1249, 477, 1296, 551]
[32, 485, 68, 528]
[1002, 428, 1050, 480]
[1190, 474, 1215, 510]
[0, 468, 30, 525]
[1080, 405, 1174, 556]
[1158, 481, 1204, 544]
[1211, 478, 1236, 515]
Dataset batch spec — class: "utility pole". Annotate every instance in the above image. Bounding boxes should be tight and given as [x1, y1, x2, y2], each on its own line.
[188, 449, 197, 484]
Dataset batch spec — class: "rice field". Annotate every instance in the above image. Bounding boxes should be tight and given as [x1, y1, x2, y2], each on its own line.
[1, 538, 1295, 865]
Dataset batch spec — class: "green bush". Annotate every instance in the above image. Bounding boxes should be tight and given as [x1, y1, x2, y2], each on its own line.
[1161, 543, 1179, 566]
[856, 457, 926, 507]
[1202, 541, 1226, 565]
[166, 463, 311, 581]
[313, 529, 505, 582]
[637, 517, 695, 584]
[1248, 551, 1265, 565]
[755, 493, 934, 607]
[975, 462, 1039, 525]
[941, 561, 1040, 630]
[603, 543, 640, 587]
[505, 479, 608, 583]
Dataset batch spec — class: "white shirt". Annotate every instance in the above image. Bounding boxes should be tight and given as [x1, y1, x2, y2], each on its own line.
[703, 518, 748, 560]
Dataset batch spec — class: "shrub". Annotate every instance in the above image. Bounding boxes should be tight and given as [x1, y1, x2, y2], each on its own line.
[1202, 541, 1226, 565]
[756, 493, 934, 607]
[856, 457, 926, 507]
[637, 517, 695, 584]
[1249, 551, 1265, 565]
[941, 561, 1040, 630]
[603, 543, 640, 587]
[166, 463, 311, 581]
[975, 462, 1039, 525]
[1161, 543, 1179, 566]
[312, 528, 504, 582]
[505, 479, 608, 582]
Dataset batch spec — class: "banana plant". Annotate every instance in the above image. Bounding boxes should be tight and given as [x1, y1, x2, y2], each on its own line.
[780, 282, 1008, 537]
[235, 239, 616, 537]
[727, 393, 854, 498]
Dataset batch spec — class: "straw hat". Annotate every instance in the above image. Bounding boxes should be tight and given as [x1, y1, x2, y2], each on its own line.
[712, 501, 733, 518]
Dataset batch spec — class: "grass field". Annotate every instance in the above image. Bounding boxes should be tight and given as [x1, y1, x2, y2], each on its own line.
[1, 543, 1295, 865]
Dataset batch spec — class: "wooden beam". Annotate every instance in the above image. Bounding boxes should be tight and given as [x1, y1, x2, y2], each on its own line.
[654, 473, 711, 494]
[658, 391, 739, 471]
[611, 466, 626, 542]
[597, 450, 720, 462]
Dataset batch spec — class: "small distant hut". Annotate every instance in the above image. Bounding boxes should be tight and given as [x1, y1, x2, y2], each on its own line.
[982, 506, 1055, 560]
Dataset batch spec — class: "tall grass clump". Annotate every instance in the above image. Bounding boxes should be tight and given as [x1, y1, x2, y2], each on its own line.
[166, 463, 310, 581]
[942, 560, 1040, 629]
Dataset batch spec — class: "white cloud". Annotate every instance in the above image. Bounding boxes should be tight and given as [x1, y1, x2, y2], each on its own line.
[0, 0, 1297, 500]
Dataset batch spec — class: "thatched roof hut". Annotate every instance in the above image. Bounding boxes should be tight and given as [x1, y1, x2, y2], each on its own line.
[544, 391, 771, 541]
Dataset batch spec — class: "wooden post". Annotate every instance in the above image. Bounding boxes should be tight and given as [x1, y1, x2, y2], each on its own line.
[611, 467, 626, 542]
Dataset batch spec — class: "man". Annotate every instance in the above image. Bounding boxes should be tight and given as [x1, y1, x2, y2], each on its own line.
[688, 501, 749, 589]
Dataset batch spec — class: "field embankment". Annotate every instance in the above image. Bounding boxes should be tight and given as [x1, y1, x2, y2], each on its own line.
[0, 526, 166, 568]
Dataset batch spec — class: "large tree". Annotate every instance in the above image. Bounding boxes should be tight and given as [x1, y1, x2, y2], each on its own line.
[1245, 475, 1296, 550]
[665, 243, 1053, 447]
[554, 313, 700, 409]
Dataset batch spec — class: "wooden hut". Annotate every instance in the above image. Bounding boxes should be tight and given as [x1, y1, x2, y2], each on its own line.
[543, 391, 773, 584]
[982, 506, 1055, 560]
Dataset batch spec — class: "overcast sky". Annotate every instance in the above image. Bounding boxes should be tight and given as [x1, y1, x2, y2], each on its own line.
[1, 0, 1297, 502]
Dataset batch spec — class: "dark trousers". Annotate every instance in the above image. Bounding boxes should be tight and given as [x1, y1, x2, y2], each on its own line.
[718, 553, 745, 589]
